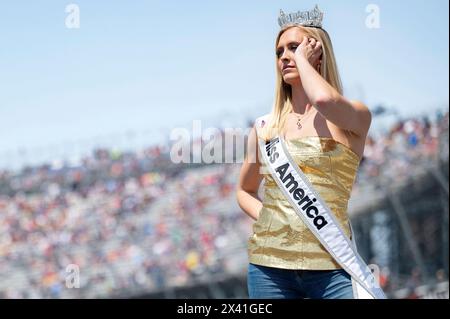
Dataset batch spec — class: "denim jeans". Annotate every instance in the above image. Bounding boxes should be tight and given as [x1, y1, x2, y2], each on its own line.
[247, 263, 354, 299]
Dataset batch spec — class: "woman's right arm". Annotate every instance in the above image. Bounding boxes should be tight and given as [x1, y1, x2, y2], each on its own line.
[236, 124, 264, 221]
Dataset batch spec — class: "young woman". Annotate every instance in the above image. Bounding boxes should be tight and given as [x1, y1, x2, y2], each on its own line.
[236, 6, 372, 299]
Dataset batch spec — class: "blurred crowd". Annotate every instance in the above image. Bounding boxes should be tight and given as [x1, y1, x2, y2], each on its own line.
[0, 151, 246, 298]
[356, 110, 448, 187]
[0, 109, 448, 298]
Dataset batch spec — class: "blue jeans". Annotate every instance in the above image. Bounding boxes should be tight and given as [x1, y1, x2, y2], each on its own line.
[247, 263, 354, 299]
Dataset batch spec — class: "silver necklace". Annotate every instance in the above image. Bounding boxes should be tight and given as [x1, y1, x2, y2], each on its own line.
[294, 108, 315, 130]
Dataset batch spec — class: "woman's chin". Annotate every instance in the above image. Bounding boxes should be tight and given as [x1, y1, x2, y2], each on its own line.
[282, 74, 300, 85]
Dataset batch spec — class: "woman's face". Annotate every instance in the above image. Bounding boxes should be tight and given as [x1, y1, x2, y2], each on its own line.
[276, 27, 315, 85]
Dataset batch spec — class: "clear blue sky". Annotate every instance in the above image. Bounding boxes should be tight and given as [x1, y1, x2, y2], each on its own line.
[0, 0, 448, 169]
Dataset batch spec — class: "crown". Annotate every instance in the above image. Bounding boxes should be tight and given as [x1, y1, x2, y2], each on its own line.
[278, 4, 324, 29]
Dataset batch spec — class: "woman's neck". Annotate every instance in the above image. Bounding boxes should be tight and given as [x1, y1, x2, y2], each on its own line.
[290, 84, 314, 115]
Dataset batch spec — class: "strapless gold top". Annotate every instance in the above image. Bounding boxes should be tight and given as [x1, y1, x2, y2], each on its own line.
[248, 136, 361, 270]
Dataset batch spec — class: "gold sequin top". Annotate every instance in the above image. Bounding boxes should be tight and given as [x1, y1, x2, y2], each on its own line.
[248, 136, 361, 270]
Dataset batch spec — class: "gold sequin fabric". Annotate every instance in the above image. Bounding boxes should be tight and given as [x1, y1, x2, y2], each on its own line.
[248, 136, 361, 270]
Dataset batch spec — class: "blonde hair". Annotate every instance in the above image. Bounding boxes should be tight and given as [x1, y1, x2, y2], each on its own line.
[260, 26, 343, 141]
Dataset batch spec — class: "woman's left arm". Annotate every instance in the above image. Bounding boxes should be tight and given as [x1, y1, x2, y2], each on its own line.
[295, 37, 372, 137]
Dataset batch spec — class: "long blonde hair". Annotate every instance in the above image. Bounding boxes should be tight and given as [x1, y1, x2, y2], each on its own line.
[260, 26, 343, 141]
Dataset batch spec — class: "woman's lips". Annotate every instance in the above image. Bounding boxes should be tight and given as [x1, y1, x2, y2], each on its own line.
[282, 66, 296, 73]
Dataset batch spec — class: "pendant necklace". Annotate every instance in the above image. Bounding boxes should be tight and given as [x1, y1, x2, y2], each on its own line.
[295, 108, 315, 130]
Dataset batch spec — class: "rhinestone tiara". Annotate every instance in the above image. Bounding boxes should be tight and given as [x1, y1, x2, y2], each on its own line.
[278, 4, 324, 29]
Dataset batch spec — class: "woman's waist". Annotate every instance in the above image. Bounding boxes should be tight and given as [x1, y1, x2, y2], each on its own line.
[248, 213, 352, 268]
[251, 205, 352, 250]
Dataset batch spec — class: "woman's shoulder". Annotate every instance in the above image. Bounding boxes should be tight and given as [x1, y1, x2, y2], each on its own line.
[254, 113, 271, 130]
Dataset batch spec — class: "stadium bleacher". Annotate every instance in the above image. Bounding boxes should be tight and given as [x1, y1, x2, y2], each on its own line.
[0, 109, 448, 298]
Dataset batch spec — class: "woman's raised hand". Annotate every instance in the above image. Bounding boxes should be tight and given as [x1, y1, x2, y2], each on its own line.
[295, 36, 322, 71]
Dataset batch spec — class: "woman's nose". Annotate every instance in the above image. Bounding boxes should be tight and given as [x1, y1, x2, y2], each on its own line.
[280, 50, 290, 62]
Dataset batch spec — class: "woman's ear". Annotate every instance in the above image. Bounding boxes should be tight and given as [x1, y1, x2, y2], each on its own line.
[317, 60, 322, 72]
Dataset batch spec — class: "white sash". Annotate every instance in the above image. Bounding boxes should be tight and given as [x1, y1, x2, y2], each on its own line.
[256, 127, 386, 299]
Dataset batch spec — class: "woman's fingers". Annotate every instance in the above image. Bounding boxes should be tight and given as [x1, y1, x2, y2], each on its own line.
[301, 37, 322, 68]
[315, 41, 322, 51]
[314, 41, 322, 59]
[307, 38, 322, 54]
[302, 35, 309, 45]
